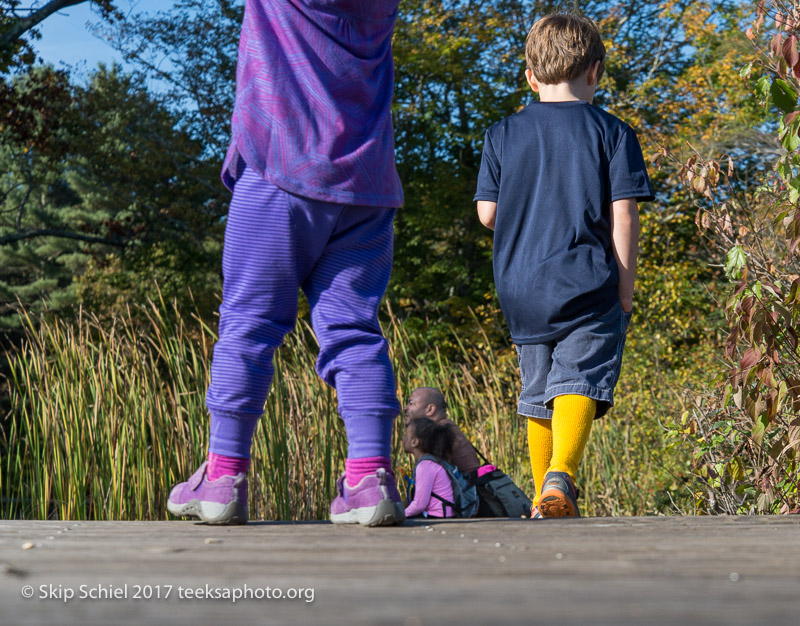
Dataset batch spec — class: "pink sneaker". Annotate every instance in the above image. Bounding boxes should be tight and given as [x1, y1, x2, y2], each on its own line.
[167, 462, 248, 525]
[329, 468, 405, 526]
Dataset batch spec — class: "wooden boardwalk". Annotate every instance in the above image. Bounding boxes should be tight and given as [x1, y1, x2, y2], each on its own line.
[1, 516, 799, 625]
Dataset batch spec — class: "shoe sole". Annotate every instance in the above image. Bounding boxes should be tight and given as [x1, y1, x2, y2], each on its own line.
[330, 499, 405, 527]
[167, 498, 248, 525]
[538, 488, 579, 519]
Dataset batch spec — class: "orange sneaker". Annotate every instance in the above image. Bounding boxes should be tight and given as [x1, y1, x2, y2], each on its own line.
[538, 471, 580, 518]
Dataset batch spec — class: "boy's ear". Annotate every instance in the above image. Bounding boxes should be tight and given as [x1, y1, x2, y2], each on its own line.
[587, 60, 603, 86]
[525, 69, 540, 93]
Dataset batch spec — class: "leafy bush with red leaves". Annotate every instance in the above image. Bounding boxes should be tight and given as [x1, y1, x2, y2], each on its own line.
[669, 0, 800, 514]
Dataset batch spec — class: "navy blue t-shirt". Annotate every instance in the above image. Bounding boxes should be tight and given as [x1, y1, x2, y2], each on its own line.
[474, 101, 654, 343]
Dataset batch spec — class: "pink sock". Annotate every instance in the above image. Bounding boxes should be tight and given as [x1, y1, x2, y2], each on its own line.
[345, 456, 392, 488]
[207, 451, 250, 481]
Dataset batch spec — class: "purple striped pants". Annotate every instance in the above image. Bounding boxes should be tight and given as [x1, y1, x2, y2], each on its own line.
[206, 167, 400, 459]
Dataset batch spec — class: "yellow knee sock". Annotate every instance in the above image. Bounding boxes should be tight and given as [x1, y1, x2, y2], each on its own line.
[549, 394, 596, 482]
[527, 417, 552, 507]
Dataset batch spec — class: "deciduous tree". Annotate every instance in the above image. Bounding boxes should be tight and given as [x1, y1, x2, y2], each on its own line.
[0, 0, 117, 72]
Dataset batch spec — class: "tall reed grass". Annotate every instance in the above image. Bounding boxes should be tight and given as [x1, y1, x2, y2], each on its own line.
[0, 297, 690, 520]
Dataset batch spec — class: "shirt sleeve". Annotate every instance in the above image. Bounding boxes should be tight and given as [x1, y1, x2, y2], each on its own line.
[405, 461, 436, 518]
[473, 128, 501, 202]
[608, 127, 655, 203]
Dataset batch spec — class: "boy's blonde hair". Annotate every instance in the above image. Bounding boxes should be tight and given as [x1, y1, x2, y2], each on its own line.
[525, 13, 606, 85]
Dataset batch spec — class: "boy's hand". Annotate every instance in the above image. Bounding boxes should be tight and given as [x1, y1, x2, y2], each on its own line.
[477, 201, 497, 230]
[610, 198, 639, 314]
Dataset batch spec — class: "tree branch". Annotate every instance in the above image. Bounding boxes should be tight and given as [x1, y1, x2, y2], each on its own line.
[15, 184, 33, 231]
[0, 229, 126, 247]
[1, 0, 88, 49]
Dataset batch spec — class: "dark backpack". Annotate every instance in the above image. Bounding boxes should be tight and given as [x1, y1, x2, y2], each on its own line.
[467, 445, 533, 518]
[472, 468, 532, 518]
[409, 454, 479, 518]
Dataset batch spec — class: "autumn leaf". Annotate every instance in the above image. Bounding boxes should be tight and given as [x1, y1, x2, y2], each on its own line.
[725, 245, 747, 280]
[783, 34, 799, 67]
[740, 347, 761, 371]
[771, 32, 784, 57]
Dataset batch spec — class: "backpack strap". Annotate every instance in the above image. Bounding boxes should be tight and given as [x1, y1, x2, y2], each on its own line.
[429, 491, 459, 515]
[419, 454, 462, 516]
[469, 441, 491, 465]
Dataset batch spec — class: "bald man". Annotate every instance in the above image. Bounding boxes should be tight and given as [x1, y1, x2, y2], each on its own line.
[403, 387, 481, 474]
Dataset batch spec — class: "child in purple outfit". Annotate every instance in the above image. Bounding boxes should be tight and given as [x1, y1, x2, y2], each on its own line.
[167, 0, 405, 526]
[403, 418, 457, 518]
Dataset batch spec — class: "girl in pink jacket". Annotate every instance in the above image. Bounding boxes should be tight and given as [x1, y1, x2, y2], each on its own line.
[403, 418, 457, 518]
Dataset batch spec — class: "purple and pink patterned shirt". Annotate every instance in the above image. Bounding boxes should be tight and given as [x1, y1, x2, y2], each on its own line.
[222, 0, 404, 208]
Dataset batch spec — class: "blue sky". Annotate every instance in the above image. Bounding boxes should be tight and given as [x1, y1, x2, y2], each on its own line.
[34, 0, 175, 73]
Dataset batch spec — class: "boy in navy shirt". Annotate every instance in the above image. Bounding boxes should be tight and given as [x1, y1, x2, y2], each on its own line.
[474, 13, 654, 518]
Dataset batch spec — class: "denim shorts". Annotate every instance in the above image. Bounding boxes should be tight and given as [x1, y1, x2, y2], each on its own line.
[515, 302, 632, 420]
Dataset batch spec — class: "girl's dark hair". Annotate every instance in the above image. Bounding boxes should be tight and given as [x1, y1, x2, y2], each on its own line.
[411, 417, 456, 461]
